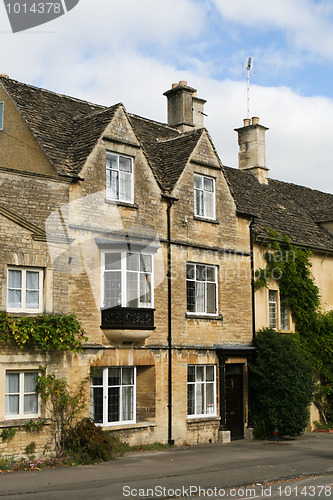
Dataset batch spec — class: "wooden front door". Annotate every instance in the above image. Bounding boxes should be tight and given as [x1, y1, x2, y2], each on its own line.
[225, 364, 244, 439]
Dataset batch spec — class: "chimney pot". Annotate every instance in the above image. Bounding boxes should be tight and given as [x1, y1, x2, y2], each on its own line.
[243, 118, 251, 127]
[0, 74, 9, 79]
[172, 83, 178, 89]
[251, 116, 259, 125]
[179, 80, 187, 86]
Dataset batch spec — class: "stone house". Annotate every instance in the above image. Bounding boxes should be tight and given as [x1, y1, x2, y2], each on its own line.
[0, 75, 331, 455]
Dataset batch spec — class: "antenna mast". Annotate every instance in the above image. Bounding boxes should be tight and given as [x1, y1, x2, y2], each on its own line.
[246, 57, 253, 119]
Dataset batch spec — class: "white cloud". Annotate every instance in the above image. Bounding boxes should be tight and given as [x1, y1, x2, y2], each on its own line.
[212, 0, 333, 60]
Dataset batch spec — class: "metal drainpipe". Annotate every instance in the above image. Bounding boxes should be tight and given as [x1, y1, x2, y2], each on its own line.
[163, 194, 178, 446]
[249, 217, 256, 341]
[248, 216, 257, 428]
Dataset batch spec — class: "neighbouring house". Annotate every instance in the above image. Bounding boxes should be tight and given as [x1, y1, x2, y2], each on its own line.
[0, 75, 331, 456]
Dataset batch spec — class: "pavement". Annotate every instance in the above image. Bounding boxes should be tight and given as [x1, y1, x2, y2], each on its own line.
[0, 432, 333, 499]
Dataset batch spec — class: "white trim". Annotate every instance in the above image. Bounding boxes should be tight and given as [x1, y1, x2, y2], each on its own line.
[187, 365, 217, 419]
[106, 152, 134, 204]
[90, 367, 136, 426]
[7, 267, 43, 313]
[5, 371, 40, 420]
[193, 173, 216, 220]
[101, 251, 154, 309]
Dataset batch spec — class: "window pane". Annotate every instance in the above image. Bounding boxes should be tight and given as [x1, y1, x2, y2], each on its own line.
[194, 175, 203, 189]
[6, 373, 19, 393]
[119, 171, 132, 202]
[195, 383, 204, 415]
[104, 270, 121, 308]
[269, 290, 277, 328]
[188, 366, 195, 383]
[122, 367, 134, 385]
[119, 156, 132, 173]
[140, 273, 151, 307]
[5, 395, 19, 415]
[206, 266, 215, 282]
[140, 254, 151, 273]
[105, 253, 121, 271]
[90, 368, 103, 386]
[206, 366, 214, 382]
[195, 189, 204, 216]
[106, 154, 118, 170]
[280, 295, 288, 330]
[108, 368, 121, 386]
[90, 387, 103, 423]
[186, 263, 195, 280]
[108, 387, 120, 422]
[206, 383, 214, 414]
[24, 372, 37, 393]
[196, 282, 205, 313]
[196, 265, 206, 281]
[8, 289, 21, 308]
[187, 384, 195, 415]
[26, 271, 39, 290]
[204, 177, 214, 192]
[196, 366, 204, 382]
[8, 270, 21, 288]
[108, 170, 118, 199]
[24, 394, 38, 414]
[127, 253, 139, 271]
[26, 291, 39, 308]
[204, 191, 214, 218]
[186, 280, 195, 312]
[207, 282, 216, 314]
[122, 386, 133, 421]
[126, 271, 138, 308]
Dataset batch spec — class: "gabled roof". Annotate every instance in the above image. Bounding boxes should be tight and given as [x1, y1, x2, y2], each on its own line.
[224, 166, 333, 251]
[1, 76, 205, 191]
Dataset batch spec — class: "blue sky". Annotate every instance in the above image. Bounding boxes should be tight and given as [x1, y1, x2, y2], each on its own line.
[1, 0, 333, 192]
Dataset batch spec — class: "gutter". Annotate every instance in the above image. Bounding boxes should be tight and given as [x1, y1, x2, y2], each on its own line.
[162, 193, 178, 446]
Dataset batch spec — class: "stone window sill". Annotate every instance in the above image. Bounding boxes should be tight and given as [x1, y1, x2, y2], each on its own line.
[100, 421, 157, 431]
[187, 416, 221, 424]
[0, 418, 48, 428]
[186, 313, 223, 321]
[105, 199, 138, 209]
[194, 216, 220, 225]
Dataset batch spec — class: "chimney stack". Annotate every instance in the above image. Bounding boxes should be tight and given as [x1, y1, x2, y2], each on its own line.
[235, 117, 269, 185]
[164, 81, 206, 132]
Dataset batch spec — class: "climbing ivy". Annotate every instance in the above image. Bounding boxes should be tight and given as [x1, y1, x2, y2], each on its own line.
[0, 313, 88, 352]
[255, 228, 320, 331]
[255, 228, 333, 427]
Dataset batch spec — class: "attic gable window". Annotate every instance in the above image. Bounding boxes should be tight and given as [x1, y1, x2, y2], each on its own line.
[194, 173, 215, 220]
[0, 101, 3, 130]
[106, 152, 133, 204]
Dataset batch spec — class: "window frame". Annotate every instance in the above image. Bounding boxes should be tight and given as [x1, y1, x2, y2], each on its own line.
[90, 367, 136, 426]
[186, 263, 218, 316]
[269, 289, 289, 330]
[101, 251, 154, 309]
[106, 152, 134, 204]
[7, 267, 43, 313]
[5, 371, 40, 420]
[193, 173, 216, 220]
[187, 365, 217, 419]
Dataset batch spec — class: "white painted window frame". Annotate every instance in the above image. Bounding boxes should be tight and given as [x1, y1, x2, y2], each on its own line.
[106, 152, 134, 204]
[90, 367, 136, 426]
[187, 365, 217, 418]
[101, 251, 154, 309]
[186, 262, 218, 316]
[5, 371, 40, 420]
[194, 173, 216, 220]
[7, 267, 43, 313]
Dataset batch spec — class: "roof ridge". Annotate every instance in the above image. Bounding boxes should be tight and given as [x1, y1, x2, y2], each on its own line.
[128, 112, 181, 134]
[0, 76, 105, 110]
[72, 103, 123, 122]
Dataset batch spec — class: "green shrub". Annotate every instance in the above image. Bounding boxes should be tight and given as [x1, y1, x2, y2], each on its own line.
[65, 418, 113, 462]
[250, 329, 315, 437]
